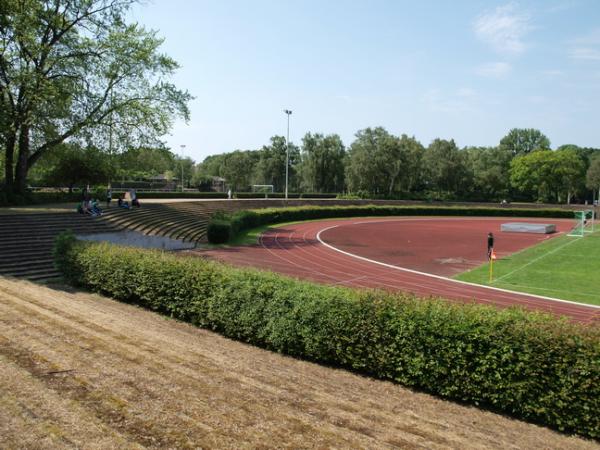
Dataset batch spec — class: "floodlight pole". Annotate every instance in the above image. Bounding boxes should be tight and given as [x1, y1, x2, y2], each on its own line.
[180, 144, 186, 192]
[284, 109, 292, 200]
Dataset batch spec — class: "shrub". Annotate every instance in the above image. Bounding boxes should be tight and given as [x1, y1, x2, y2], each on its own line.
[234, 192, 302, 199]
[206, 219, 232, 244]
[134, 192, 227, 199]
[207, 205, 574, 243]
[300, 193, 337, 199]
[54, 234, 600, 438]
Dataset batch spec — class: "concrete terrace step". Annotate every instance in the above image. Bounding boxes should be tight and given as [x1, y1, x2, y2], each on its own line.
[0, 199, 355, 282]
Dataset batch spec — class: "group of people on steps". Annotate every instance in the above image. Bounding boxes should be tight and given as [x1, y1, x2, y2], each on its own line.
[77, 186, 140, 216]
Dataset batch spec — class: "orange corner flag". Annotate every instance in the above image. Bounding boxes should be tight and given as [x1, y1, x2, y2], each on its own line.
[491, 250, 497, 260]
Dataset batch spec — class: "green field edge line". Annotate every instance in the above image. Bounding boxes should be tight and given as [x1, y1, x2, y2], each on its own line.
[455, 230, 600, 306]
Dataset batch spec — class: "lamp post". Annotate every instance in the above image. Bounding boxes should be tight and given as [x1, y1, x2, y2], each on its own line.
[180, 144, 186, 192]
[284, 109, 292, 200]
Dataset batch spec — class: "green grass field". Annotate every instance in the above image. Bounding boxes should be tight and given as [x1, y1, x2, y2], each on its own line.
[455, 230, 600, 306]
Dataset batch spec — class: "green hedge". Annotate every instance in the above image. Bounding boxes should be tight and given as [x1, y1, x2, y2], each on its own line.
[300, 193, 337, 199]
[235, 192, 302, 199]
[233, 192, 337, 199]
[207, 205, 575, 244]
[134, 191, 227, 199]
[53, 232, 600, 438]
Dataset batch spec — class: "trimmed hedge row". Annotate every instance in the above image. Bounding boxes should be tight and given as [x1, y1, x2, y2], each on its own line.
[235, 192, 302, 199]
[207, 204, 575, 243]
[134, 191, 227, 199]
[234, 192, 337, 199]
[53, 232, 600, 438]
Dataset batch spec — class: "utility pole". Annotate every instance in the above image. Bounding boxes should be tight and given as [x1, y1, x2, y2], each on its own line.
[284, 109, 292, 200]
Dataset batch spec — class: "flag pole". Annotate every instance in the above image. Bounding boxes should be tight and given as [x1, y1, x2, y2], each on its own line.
[489, 256, 493, 283]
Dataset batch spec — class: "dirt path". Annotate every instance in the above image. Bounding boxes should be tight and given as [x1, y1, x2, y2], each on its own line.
[0, 277, 596, 449]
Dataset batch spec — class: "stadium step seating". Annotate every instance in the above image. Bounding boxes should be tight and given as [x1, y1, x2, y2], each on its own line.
[0, 199, 364, 282]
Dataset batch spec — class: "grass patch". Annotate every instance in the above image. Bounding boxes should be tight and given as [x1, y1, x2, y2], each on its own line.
[455, 231, 600, 306]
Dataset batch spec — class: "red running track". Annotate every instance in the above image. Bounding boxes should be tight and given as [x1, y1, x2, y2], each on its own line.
[190, 217, 600, 324]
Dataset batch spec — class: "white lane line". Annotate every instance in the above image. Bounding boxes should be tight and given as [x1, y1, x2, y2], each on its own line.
[333, 275, 369, 286]
[315, 225, 600, 310]
[493, 237, 579, 283]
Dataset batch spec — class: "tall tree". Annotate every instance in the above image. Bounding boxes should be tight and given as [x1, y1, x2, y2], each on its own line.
[345, 127, 423, 196]
[464, 146, 512, 200]
[219, 150, 258, 191]
[499, 128, 550, 157]
[41, 143, 111, 192]
[422, 139, 468, 197]
[253, 136, 299, 191]
[173, 156, 195, 188]
[0, 0, 190, 195]
[118, 146, 175, 180]
[510, 150, 585, 203]
[299, 133, 345, 193]
[586, 156, 600, 202]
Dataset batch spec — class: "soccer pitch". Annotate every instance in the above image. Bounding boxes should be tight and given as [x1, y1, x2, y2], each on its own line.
[455, 230, 600, 306]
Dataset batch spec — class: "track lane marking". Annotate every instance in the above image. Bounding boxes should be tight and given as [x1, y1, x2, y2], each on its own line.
[316, 224, 600, 311]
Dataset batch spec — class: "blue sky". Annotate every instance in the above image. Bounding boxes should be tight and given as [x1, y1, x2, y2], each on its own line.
[131, 1, 600, 162]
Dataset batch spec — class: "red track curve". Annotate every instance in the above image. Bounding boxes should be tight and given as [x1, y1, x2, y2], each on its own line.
[191, 217, 600, 324]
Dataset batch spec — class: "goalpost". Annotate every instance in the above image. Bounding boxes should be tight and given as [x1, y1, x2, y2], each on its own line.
[568, 210, 595, 237]
[251, 184, 274, 199]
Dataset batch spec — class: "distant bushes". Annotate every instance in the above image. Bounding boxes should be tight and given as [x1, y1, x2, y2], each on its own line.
[233, 192, 337, 199]
[0, 191, 82, 206]
[0, 190, 229, 206]
[207, 205, 574, 244]
[133, 191, 227, 199]
[54, 233, 600, 438]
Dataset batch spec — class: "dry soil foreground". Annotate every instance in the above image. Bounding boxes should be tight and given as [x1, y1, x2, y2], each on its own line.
[0, 277, 597, 449]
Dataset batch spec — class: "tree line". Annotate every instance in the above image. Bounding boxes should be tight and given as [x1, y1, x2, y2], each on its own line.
[196, 127, 600, 204]
[0, 0, 190, 197]
[2, 2, 599, 205]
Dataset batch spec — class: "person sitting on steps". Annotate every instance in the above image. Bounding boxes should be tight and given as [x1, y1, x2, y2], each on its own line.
[118, 194, 130, 209]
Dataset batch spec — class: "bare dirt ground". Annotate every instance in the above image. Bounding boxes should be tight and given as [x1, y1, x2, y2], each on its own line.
[0, 277, 597, 449]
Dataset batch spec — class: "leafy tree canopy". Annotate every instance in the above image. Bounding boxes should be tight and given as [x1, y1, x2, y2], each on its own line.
[1, 0, 191, 194]
[299, 133, 345, 193]
[499, 128, 550, 156]
[510, 149, 585, 203]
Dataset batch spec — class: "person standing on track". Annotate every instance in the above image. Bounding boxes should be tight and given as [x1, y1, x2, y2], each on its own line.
[487, 232, 494, 260]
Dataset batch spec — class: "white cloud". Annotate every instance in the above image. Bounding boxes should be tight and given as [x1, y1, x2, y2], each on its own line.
[570, 48, 600, 61]
[473, 3, 532, 55]
[567, 28, 600, 61]
[569, 29, 600, 61]
[571, 28, 600, 45]
[476, 62, 512, 78]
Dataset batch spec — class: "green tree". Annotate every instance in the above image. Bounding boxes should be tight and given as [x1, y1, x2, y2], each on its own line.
[422, 139, 468, 197]
[118, 147, 175, 180]
[345, 127, 423, 197]
[0, 0, 191, 195]
[196, 154, 226, 178]
[464, 146, 512, 200]
[510, 150, 585, 203]
[220, 150, 258, 191]
[499, 128, 550, 156]
[41, 143, 111, 192]
[299, 133, 345, 193]
[173, 156, 195, 189]
[253, 136, 299, 192]
[586, 156, 600, 202]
